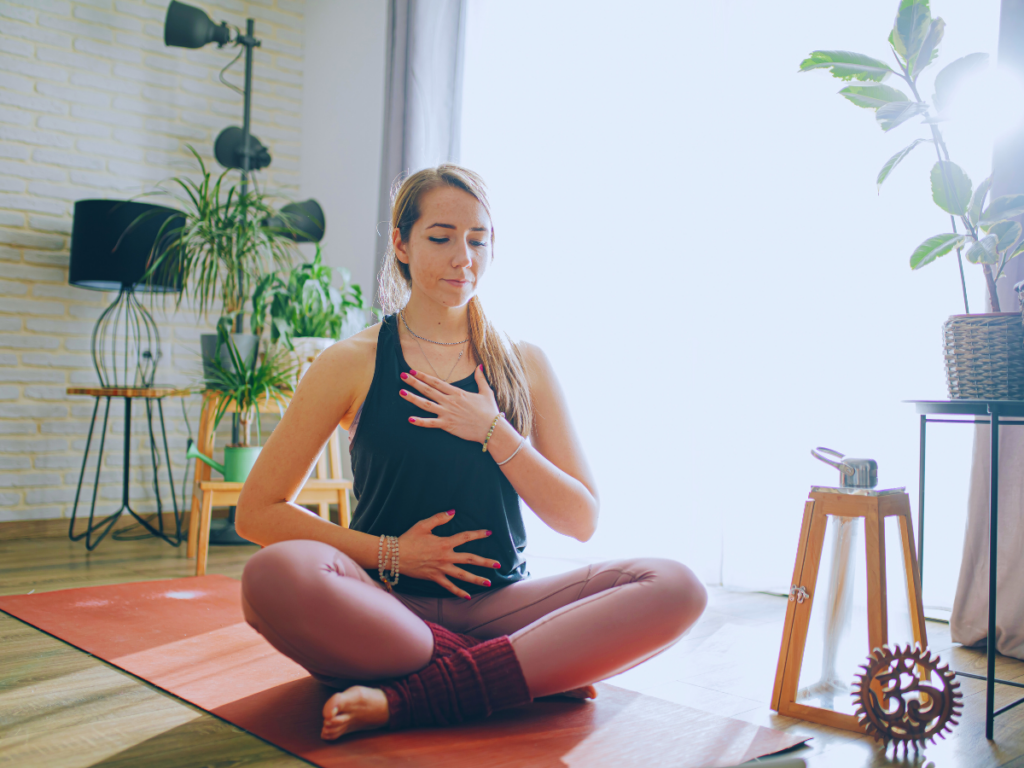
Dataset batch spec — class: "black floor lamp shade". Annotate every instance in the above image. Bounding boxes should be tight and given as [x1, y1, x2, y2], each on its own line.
[70, 199, 183, 389]
[265, 199, 325, 243]
[70, 199, 182, 292]
[164, 0, 230, 49]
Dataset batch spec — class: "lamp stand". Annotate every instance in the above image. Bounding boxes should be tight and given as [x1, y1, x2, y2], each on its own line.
[91, 285, 160, 389]
[222, 17, 259, 545]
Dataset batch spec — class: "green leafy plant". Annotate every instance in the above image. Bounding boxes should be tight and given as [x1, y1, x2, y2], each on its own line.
[251, 246, 364, 350]
[202, 325, 296, 447]
[137, 146, 299, 330]
[800, 0, 1024, 312]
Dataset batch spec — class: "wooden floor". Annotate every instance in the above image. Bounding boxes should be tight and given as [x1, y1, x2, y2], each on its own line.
[2, 536, 1024, 768]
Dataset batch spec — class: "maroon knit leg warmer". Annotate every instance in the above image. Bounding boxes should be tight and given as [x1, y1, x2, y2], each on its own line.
[423, 620, 483, 661]
[380, 629, 533, 730]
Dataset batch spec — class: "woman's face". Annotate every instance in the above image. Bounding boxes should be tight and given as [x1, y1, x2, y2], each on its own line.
[394, 185, 492, 309]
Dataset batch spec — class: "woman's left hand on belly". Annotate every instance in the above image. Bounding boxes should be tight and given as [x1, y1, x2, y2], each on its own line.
[400, 366, 498, 444]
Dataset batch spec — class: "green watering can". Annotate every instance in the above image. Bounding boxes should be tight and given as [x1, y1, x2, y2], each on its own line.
[186, 439, 261, 483]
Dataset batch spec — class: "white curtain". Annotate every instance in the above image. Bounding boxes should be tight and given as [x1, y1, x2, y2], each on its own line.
[375, 0, 468, 304]
[460, 0, 1002, 611]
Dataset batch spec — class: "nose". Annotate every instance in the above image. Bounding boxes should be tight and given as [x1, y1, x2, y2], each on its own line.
[451, 240, 473, 268]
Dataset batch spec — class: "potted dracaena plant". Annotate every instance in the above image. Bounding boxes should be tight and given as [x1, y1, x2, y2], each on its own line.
[252, 246, 364, 382]
[801, 0, 1024, 399]
[185, 324, 296, 483]
[137, 146, 299, 382]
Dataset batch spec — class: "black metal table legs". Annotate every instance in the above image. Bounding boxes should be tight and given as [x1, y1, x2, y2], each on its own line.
[919, 413, 926, 581]
[916, 406, 1024, 739]
[68, 395, 182, 550]
[988, 406, 1000, 739]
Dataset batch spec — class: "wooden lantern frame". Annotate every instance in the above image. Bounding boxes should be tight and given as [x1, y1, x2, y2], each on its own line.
[771, 487, 928, 733]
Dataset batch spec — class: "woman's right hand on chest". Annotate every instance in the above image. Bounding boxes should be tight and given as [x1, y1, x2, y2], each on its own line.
[396, 510, 499, 599]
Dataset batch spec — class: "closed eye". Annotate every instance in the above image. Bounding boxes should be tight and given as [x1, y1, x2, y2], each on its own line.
[429, 237, 488, 246]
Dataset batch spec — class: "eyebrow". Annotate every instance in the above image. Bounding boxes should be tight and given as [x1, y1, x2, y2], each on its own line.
[426, 223, 489, 232]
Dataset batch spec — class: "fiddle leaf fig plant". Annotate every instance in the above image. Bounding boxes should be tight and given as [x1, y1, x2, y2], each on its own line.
[801, 0, 1024, 312]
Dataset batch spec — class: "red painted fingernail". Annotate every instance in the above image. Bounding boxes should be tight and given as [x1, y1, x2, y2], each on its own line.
[493, 561, 501, 568]
[409, 369, 417, 376]
[408, 416, 416, 423]
[485, 530, 492, 536]
[447, 509, 455, 515]
[400, 389, 408, 396]
[483, 580, 491, 587]
[463, 594, 471, 600]
[478, 364, 483, 371]
[400, 372, 408, 380]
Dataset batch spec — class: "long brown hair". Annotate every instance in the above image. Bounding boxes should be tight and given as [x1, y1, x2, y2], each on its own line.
[378, 165, 533, 435]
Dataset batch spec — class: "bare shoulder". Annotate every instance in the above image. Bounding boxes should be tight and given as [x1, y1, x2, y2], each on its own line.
[318, 322, 381, 369]
[514, 340, 557, 389]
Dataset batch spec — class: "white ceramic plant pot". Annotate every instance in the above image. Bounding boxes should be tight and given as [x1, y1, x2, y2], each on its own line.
[292, 337, 335, 382]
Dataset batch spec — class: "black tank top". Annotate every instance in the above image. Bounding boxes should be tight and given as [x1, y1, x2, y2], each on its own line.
[348, 314, 529, 597]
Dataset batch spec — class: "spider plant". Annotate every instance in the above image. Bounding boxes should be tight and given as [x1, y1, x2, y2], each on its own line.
[203, 325, 296, 447]
[136, 146, 299, 331]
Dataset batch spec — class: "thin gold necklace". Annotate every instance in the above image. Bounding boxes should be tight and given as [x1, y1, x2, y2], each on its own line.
[399, 312, 466, 382]
[400, 310, 469, 345]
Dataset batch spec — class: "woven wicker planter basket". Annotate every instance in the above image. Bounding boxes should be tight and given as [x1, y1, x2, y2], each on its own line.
[943, 313, 1024, 399]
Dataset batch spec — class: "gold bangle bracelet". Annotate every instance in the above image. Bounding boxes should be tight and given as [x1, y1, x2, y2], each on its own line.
[482, 412, 504, 453]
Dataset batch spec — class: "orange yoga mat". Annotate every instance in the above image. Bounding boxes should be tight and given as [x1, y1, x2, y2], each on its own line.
[0, 575, 808, 767]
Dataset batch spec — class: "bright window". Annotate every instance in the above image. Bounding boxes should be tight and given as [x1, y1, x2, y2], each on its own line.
[461, 0, 1001, 610]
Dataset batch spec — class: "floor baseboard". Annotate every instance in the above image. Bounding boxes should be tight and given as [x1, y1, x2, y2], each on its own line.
[0, 511, 199, 542]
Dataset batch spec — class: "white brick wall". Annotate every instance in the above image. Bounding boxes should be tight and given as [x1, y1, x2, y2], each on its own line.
[0, 0, 304, 523]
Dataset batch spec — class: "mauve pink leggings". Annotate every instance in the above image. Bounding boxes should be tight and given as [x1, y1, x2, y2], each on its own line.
[241, 539, 707, 699]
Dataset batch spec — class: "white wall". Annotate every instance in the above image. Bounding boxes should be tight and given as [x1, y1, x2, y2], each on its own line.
[299, 0, 387, 298]
[0, 0, 306, 523]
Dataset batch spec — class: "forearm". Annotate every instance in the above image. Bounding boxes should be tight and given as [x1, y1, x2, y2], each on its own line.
[235, 498, 382, 570]
[486, 421, 598, 542]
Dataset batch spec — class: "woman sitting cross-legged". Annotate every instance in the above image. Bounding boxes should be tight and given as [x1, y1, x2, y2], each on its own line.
[234, 164, 708, 740]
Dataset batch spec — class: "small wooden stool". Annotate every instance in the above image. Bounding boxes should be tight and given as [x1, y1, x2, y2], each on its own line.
[188, 390, 353, 576]
[771, 486, 927, 733]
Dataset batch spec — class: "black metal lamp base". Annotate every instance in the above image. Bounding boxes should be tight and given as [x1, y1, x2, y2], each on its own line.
[208, 517, 252, 546]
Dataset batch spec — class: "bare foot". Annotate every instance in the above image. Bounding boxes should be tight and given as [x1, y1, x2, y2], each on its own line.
[539, 684, 598, 701]
[321, 685, 390, 741]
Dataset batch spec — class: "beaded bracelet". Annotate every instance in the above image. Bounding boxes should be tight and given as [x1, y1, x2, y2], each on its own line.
[377, 534, 400, 591]
[482, 412, 504, 453]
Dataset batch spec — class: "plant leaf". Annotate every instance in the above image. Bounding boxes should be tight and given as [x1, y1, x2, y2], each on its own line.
[966, 235, 998, 264]
[930, 161, 972, 215]
[911, 17, 944, 79]
[839, 84, 910, 109]
[980, 194, 1024, 226]
[933, 52, 989, 113]
[876, 101, 929, 131]
[877, 138, 932, 190]
[991, 220, 1022, 252]
[969, 175, 992, 227]
[910, 232, 966, 269]
[892, 0, 932, 68]
[799, 50, 893, 82]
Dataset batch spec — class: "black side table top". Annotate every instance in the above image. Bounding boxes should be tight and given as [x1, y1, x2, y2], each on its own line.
[905, 400, 1024, 417]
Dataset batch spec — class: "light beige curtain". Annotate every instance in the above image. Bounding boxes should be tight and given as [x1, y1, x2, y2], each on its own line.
[950, 0, 1024, 658]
